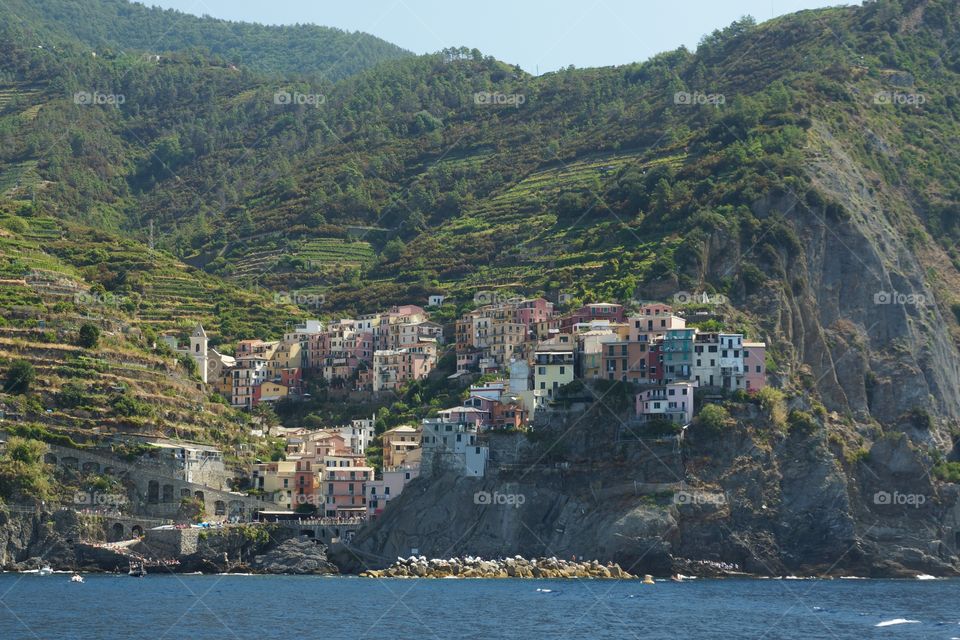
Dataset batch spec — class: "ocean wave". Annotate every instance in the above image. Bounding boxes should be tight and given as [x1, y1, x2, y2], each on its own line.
[875, 618, 920, 627]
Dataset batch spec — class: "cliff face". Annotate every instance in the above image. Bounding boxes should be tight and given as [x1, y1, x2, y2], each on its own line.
[341, 405, 960, 577]
[0, 508, 81, 570]
[768, 120, 960, 429]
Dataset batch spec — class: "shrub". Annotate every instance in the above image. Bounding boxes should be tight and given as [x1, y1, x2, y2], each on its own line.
[5, 360, 35, 394]
[0, 437, 55, 502]
[643, 418, 683, 437]
[57, 382, 89, 408]
[756, 387, 787, 429]
[77, 322, 100, 349]
[933, 462, 960, 484]
[177, 354, 198, 378]
[787, 409, 818, 434]
[697, 404, 730, 431]
[109, 393, 153, 418]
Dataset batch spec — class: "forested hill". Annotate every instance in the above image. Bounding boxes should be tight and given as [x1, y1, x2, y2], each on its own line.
[1, 0, 959, 433]
[0, 0, 412, 78]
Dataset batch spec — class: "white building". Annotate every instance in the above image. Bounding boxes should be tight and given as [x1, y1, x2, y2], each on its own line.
[420, 418, 488, 477]
[718, 333, 745, 390]
[160, 324, 210, 383]
[635, 381, 696, 426]
[337, 414, 376, 456]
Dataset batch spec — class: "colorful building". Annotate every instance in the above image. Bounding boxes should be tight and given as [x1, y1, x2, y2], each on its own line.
[636, 381, 696, 425]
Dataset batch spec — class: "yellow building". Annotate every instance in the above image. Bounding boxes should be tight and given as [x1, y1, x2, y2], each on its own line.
[534, 344, 575, 399]
[252, 460, 297, 509]
[259, 381, 289, 402]
[381, 425, 421, 470]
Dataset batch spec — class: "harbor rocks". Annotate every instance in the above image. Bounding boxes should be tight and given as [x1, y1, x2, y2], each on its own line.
[251, 537, 339, 575]
[359, 555, 634, 579]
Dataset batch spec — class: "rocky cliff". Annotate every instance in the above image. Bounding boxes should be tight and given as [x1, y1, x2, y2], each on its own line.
[340, 400, 960, 578]
[0, 509, 337, 575]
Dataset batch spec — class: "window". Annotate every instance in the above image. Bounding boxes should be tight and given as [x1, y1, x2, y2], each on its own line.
[756, 365, 762, 373]
[559, 366, 565, 375]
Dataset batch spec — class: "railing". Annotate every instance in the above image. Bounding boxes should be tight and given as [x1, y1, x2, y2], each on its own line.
[277, 517, 366, 526]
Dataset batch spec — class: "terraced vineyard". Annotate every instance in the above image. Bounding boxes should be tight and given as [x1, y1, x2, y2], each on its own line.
[295, 237, 376, 269]
[0, 160, 41, 196]
[0, 85, 42, 111]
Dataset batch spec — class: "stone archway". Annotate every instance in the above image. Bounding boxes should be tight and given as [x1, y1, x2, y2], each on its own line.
[194, 490, 205, 502]
[61, 456, 79, 470]
[131, 525, 144, 538]
[147, 480, 160, 504]
[228, 501, 245, 519]
[111, 522, 124, 541]
[162, 484, 174, 503]
[180, 488, 191, 499]
[82, 461, 100, 474]
[44, 453, 57, 465]
[214, 500, 226, 516]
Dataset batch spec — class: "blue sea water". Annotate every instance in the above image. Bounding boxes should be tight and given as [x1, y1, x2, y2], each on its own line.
[0, 574, 958, 639]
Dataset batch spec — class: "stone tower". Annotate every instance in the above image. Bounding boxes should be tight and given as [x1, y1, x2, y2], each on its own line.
[190, 324, 209, 383]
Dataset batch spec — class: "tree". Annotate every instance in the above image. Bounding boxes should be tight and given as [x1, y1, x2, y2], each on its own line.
[77, 322, 101, 348]
[381, 238, 406, 262]
[0, 437, 54, 502]
[5, 360, 35, 394]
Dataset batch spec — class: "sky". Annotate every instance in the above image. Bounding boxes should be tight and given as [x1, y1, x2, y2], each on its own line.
[145, 0, 854, 74]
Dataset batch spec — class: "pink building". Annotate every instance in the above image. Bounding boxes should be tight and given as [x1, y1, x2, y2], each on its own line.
[512, 298, 555, 330]
[635, 381, 695, 425]
[743, 341, 767, 392]
[437, 406, 488, 426]
[322, 454, 372, 518]
[560, 303, 625, 331]
[628, 309, 686, 343]
[367, 466, 420, 519]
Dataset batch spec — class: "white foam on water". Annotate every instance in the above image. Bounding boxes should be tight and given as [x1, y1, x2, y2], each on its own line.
[875, 619, 920, 627]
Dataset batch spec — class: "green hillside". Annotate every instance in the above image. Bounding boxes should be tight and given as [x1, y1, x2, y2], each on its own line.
[0, 0, 411, 78]
[0, 0, 958, 433]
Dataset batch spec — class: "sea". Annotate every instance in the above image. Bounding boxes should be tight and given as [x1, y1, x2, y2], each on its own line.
[0, 574, 958, 639]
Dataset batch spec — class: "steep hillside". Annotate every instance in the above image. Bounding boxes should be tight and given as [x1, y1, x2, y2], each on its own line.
[0, 201, 305, 455]
[0, 0, 958, 440]
[0, 0, 411, 78]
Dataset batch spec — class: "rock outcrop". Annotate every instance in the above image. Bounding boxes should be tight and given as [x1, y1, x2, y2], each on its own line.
[250, 537, 339, 575]
[360, 555, 633, 579]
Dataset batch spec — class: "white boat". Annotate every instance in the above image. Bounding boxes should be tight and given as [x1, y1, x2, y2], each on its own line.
[70, 574, 84, 583]
[38, 566, 54, 576]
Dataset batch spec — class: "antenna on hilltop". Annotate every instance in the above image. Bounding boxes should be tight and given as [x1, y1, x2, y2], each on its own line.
[148, 219, 155, 250]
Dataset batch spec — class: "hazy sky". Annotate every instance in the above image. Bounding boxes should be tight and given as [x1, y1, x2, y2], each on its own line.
[145, 0, 854, 74]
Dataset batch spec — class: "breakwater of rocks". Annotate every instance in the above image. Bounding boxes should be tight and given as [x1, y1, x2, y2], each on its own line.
[359, 555, 637, 579]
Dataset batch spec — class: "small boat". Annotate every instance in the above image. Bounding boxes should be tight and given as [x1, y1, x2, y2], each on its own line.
[128, 561, 147, 577]
[70, 574, 84, 583]
[38, 566, 54, 576]
[642, 574, 655, 585]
